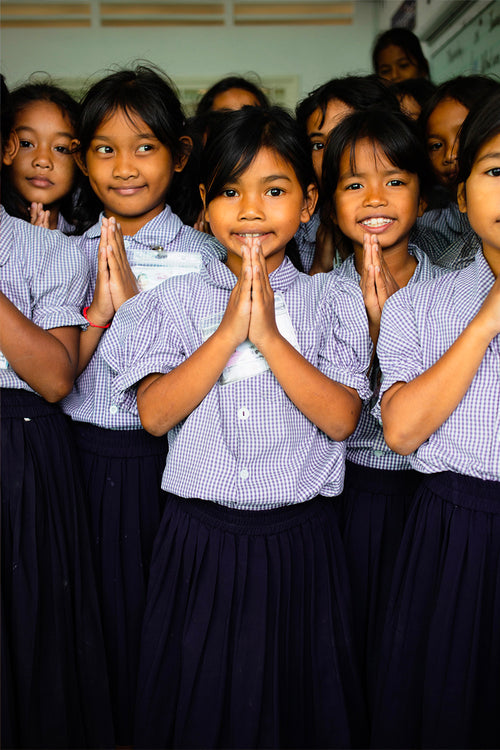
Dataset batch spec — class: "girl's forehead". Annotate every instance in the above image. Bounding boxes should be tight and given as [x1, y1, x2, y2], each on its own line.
[341, 137, 395, 171]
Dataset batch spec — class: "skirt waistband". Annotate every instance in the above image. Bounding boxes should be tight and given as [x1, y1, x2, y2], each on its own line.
[72, 420, 169, 458]
[162, 492, 336, 535]
[345, 460, 422, 494]
[0, 388, 60, 419]
[423, 471, 500, 512]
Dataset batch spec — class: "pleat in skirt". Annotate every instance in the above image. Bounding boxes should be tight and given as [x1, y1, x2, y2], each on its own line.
[1, 389, 114, 749]
[134, 492, 368, 749]
[372, 471, 500, 749]
[71, 420, 169, 746]
[336, 461, 422, 714]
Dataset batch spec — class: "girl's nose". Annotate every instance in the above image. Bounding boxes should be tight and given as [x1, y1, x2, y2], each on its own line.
[444, 139, 458, 165]
[363, 186, 387, 207]
[238, 194, 264, 220]
[113, 153, 139, 179]
[33, 146, 52, 169]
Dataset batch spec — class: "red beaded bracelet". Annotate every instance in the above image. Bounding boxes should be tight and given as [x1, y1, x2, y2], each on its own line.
[83, 306, 111, 329]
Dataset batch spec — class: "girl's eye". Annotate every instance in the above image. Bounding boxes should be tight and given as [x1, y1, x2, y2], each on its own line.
[311, 142, 324, 152]
[137, 144, 154, 153]
[387, 179, 405, 186]
[345, 182, 362, 190]
[428, 141, 442, 153]
[19, 139, 34, 149]
[96, 145, 113, 154]
[222, 188, 238, 198]
[54, 145, 72, 154]
[486, 167, 500, 177]
[267, 187, 284, 196]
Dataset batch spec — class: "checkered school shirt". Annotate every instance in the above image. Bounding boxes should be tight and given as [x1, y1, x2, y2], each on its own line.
[411, 203, 472, 264]
[0, 206, 89, 393]
[61, 206, 223, 429]
[102, 256, 372, 509]
[334, 245, 448, 470]
[376, 249, 500, 481]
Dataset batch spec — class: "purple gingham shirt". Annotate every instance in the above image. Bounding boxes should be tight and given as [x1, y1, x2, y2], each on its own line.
[377, 249, 500, 481]
[334, 245, 448, 470]
[0, 206, 89, 393]
[61, 205, 223, 429]
[102, 256, 372, 509]
[412, 202, 472, 264]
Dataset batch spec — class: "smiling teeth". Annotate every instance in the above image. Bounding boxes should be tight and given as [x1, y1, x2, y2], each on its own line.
[361, 218, 392, 227]
[238, 232, 265, 237]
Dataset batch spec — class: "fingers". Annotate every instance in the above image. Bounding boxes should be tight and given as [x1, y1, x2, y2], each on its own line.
[30, 202, 50, 228]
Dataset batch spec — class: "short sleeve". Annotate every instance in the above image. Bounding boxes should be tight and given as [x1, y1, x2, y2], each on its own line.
[101, 286, 185, 411]
[318, 276, 372, 400]
[31, 231, 89, 330]
[374, 286, 424, 418]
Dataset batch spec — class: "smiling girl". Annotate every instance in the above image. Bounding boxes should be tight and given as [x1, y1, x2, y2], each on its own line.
[321, 108, 447, 715]
[371, 87, 500, 750]
[60, 64, 220, 746]
[102, 105, 372, 748]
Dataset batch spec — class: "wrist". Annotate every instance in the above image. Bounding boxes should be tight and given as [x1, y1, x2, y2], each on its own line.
[83, 305, 112, 329]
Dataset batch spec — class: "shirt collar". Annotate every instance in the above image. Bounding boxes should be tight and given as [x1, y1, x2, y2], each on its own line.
[202, 254, 300, 291]
[85, 205, 183, 248]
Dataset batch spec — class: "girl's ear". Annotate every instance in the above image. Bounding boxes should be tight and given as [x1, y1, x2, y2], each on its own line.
[417, 195, 427, 216]
[73, 144, 89, 176]
[300, 183, 318, 223]
[199, 184, 209, 221]
[2, 130, 19, 165]
[174, 136, 193, 173]
[457, 182, 467, 213]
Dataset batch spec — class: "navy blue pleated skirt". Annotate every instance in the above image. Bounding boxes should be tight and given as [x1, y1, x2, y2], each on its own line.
[134, 492, 368, 749]
[1, 389, 114, 749]
[336, 461, 422, 714]
[71, 421, 168, 746]
[371, 471, 500, 749]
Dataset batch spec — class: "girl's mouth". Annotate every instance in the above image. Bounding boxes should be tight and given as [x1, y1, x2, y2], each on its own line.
[359, 217, 395, 230]
[28, 177, 54, 188]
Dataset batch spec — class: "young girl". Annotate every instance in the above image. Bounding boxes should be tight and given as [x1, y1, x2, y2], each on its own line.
[294, 75, 400, 273]
[372, 27, 430, 83]
[101, 105, 372, 749]
[371, 89, 500, 749]
[2, 79, 81, 232]
[414, 75, 500, 267]
[320, 108, 447, 716]
[61, 65, 222, 747]
[0, 74, 113, 749]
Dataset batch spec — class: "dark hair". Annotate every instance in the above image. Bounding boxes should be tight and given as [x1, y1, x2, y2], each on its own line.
[296, 75, 400, 135]
[419, 75, 500, 135]
[2, 76, 81, 229]
[457, 89, 500, 185]
[76, 64, 190, 231]
[1, 74, 13, 144]
[321, 108, 432, 253]
[201, 106, 316, 270]
[389, 78, 437, 110]
[195, 75, 270, 116]
[373, 27, 430, 79]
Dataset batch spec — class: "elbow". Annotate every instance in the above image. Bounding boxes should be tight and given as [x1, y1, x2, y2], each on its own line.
[140, 418, 168, 438]
[138, 403, 170, 437]
[382, 423, 416, 456]
[41, 373, 75, 403]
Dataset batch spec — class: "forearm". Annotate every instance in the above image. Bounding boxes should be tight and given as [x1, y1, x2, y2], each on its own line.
[137, 329, 237, 436]
[259, 333, 362, 440]
[0, 292, 78, 401]
[381, 313, 493, 454]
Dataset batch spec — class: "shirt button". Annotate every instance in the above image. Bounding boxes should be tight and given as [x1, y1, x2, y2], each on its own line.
[373, 449, 386, 457]
[109, 405, 119, 414]
[237, 407, 250, 421]
[240, 468, 249, 480]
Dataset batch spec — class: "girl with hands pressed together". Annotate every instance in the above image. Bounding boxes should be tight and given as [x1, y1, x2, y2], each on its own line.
[320, 109, 447, 715]
[102, 106, 372, 749]
[372, 89, 500, 750]
[61, 65, 221, 747]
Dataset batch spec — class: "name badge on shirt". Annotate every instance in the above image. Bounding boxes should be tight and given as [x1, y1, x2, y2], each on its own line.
[0, 351, 10, 370]
[201, 292, 299, 385]
[125, 241, 203, 292]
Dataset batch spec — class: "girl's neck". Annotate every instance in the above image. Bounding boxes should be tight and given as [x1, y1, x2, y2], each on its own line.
[354, 242, 418, 287]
